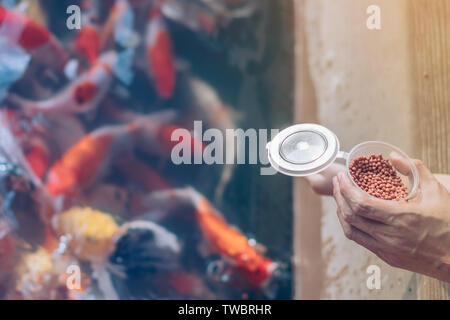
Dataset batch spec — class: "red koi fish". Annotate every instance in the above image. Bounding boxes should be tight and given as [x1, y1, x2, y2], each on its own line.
[0, 109, 50, 179]
[134, 188, 277, 288]
[73, 0, 101, 65]
[74, 25, 100, 66]
[146, 3, 176, 99]
[6, 51, 118, 115]
[46, 122, 138, 197]
[24, 135, 50, 180]
[0, 109, 27, 139]
[0, 5, 68, 71]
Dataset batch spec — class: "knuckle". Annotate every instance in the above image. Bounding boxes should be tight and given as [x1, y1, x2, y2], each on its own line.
[332, 186, 340, 198]
[353, 199, 371, 215]
[344, 227, 354, 240]
[343, 211, 354, 223]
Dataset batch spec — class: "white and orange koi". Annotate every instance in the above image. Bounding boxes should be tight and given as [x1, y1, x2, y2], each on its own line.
[6, 51, 119, 115]
[0, 5, 68, 71]
[45, 122, 138, 197]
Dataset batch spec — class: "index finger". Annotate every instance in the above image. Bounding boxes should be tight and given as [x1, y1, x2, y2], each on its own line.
[336, 172, 405, 224]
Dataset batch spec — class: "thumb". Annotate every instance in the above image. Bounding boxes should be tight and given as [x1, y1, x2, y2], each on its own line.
[389, 151, 413, 176]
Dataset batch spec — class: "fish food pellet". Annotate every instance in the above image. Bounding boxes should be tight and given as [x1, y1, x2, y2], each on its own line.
[349, 154, 408, 200]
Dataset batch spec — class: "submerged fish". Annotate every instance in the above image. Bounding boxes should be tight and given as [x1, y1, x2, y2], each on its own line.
[132, 187, 277, 288]
[6, 51, 120, 115]
[73, 0, 101, 65]
[146, 2, 176, 99]
[46, 122, 138, 197]
[52, 207, 119, 262]
[0, 5, 68, 71]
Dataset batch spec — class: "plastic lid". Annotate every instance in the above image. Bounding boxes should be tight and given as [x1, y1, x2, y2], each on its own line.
[267, 124, 340, 176]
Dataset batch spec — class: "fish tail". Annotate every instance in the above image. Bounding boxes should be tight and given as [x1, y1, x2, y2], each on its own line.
[5, 93, 36, 115]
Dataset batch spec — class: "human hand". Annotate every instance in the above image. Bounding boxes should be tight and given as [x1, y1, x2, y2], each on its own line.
[304, 163, 346, 196]
[332, 158, 450, 282]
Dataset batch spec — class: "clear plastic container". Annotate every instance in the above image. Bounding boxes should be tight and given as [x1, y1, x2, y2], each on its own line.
[267, 124, 419, 200]
[343, 141, 419, 200]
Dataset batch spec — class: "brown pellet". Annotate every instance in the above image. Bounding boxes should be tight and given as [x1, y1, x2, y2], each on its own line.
[349, 154, 409, 201]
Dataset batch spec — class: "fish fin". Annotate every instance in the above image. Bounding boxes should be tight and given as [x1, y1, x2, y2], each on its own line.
[214, 163, 234, 205]
[4, 93, 36, 115]
[113, 49, 135, 85]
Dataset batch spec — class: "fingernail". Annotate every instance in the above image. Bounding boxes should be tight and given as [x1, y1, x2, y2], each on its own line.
[338, 172, 344, 181]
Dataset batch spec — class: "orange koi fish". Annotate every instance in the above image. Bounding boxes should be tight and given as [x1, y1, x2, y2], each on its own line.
[0, 5, 68, 71]
[73, 0, 101, 65]
[146, 3, 176, 99]
[74, 25, 100, 66]
[194, 193, 277, 287]
[6, 51, 118, 115]
[46, 122, 138, 197]
[134, 188, 277, 288]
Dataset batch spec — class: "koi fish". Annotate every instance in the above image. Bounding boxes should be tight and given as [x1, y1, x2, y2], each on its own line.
[182, 76, 238, 203]
[194, 193, 276, 287]
[146, 2, 176, 99]
[0, 108, 27, 140]
[73, 0, 101, 65]
[46, 122, 138, 197]
[105, 106, 203, 159]
[0, 5, 68, 71]
[110, 219, 181, 271]
[6, 51, 119, 115]
[74, 25, 100, 66]
[52, 207, 119, 262]
[133, 187, 277, 288]
[24, 135, 49, 180]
